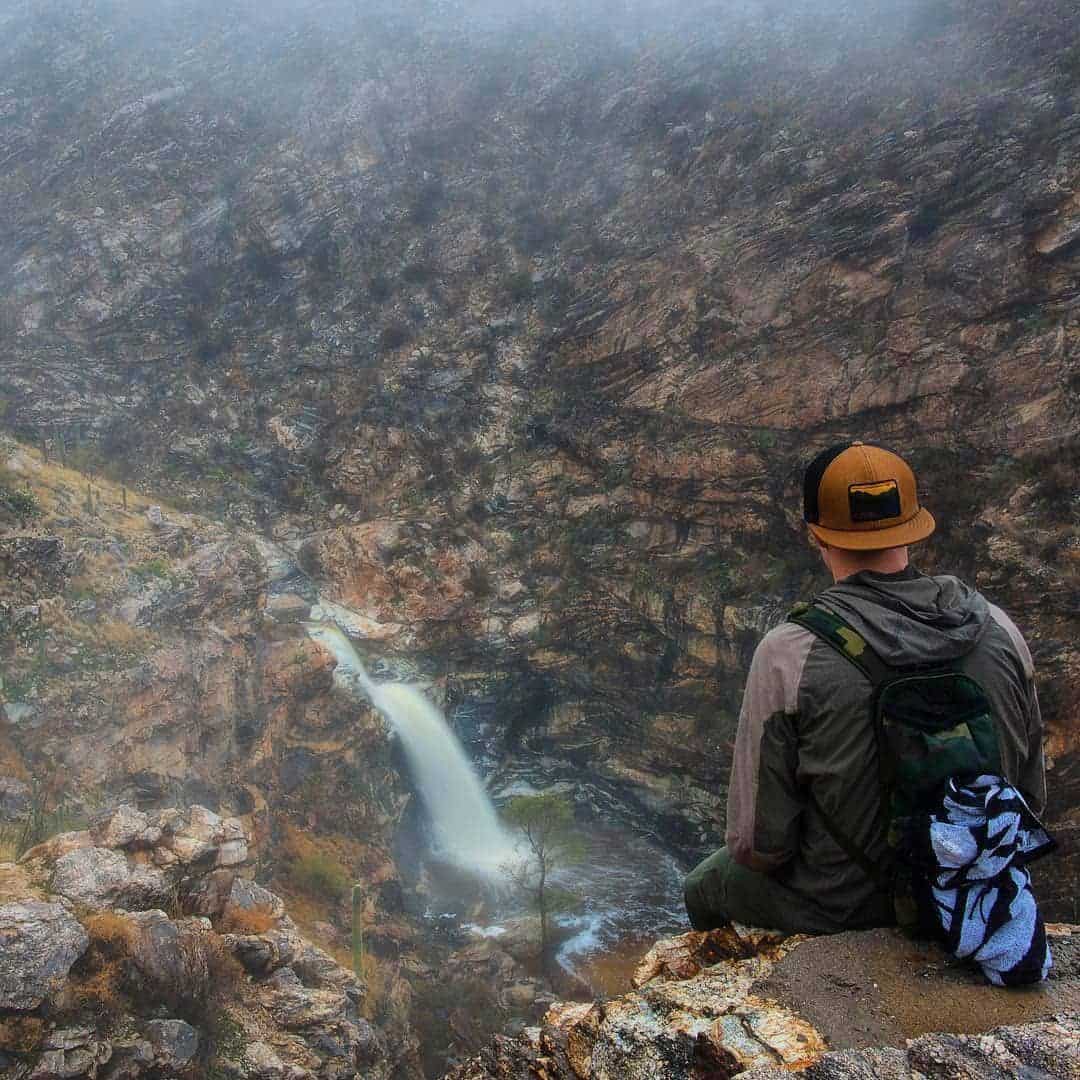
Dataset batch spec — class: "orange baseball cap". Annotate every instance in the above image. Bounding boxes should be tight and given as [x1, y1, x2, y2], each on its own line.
[803, 441, 935, 551]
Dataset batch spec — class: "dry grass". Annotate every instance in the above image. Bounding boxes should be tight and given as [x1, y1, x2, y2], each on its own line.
[358, 952, 391, 1022]
[0, 1016, 46, 1054]
[83, 910, 137, 950]
[216, 902, 280, 935]
[70, 910, 138, 1017]
[0, 441, 193, 538]
[203, 931, 247, 996]
[70, 961, 129, 1017]
[94, 617, 148, 654]
[37, 604, 158, 660]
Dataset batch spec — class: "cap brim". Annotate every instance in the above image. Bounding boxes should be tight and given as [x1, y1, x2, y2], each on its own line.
[808, 507, 936, 551]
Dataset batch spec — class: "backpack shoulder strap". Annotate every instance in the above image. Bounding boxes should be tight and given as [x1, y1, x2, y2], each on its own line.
[788, 601, 896, 893]
[788, 600, 894, 688]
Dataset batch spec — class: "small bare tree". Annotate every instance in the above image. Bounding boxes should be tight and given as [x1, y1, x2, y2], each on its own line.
[502, 793, 586, 973]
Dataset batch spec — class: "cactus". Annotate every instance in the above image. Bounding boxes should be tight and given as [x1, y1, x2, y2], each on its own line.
[351, 883, 365, 977]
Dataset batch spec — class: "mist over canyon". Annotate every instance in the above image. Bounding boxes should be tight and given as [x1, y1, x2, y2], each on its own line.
[0, 0, 1078, 1077]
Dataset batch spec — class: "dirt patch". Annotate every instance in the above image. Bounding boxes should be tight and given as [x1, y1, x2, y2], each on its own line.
[755, 926, 1080, 1050]
[0, 862, 41, 904]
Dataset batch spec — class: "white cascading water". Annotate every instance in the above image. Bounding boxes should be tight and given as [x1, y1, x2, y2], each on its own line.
[306, 622, 516, 877]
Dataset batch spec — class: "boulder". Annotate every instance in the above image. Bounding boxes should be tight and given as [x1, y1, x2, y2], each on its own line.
[125, 911, 212, 1002]
[182, 866, 238, 919]
[227, 928, 300, 977]
[0, 775, 31, 819]
[158, 805, 248, 869]
[632, 924, 791, 987]
[50, 847, 169, 911]
[144, 1019, 199, 1069]
[739, 1017, 1080, 1079]
[89, 806, 161, 850]
[266, 592, 311, 624]
[228, 876, 286, 918]
[245, 1040, 288, 1078]
[0, 901, 89, 1010]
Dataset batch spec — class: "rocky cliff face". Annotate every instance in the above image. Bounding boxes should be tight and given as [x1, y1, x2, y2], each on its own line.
[1, 1, 1079, 1071]
[0, 443, 439, 1072]
[2, 2, 1076, 913]
[0, 804, 419, 1078]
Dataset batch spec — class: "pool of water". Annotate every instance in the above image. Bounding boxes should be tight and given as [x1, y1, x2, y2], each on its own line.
[420, 819, 688, 998]
[549, 824, 687, 995]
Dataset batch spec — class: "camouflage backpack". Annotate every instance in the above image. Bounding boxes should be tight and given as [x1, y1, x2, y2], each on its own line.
[789, 601, 1004, 929]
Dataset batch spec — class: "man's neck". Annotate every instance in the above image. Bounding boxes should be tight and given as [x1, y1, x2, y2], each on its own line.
[827, 545, 910, 583]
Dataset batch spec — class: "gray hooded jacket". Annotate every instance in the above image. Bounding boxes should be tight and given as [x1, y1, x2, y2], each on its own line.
[725, 567, 1045, 926]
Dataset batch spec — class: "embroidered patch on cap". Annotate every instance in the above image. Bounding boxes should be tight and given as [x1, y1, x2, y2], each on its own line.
[848, 479, 902, 522]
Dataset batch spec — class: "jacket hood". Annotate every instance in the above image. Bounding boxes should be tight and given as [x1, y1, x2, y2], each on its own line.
[818, 567, 990, 667]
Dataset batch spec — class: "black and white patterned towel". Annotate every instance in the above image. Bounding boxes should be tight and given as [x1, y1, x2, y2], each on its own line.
[922, 774, 1056, 986]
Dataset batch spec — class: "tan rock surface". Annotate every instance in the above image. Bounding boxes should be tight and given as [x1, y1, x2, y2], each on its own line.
[449, 925, 1080, 1079]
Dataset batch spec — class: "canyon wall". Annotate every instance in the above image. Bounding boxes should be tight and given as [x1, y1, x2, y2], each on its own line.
[0, 0, 1077, 913]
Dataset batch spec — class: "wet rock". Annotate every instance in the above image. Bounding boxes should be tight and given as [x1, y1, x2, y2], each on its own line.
[267, 592, 311, 624]
[50, 847, 169, 911]
[0, 900, 89, 1010]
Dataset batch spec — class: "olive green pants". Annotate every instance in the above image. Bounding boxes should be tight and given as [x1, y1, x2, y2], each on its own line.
[683, 847, 889, 935]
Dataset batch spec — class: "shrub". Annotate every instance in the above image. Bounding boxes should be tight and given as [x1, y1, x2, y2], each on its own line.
[502, 270, 534, 302]
[368, 274, 393, 302]
[131, 557, 170, 580]
[0, 481, 40, 520]
[0, 1017, 46, 1056]
[406, 178, 446, 225]
[401, 261, 436, 285]
[281, 827, 352, 901]
[71, 911, 137, 1017]
[378, 322, 412, 351]
[5, 777, 84, 859]
[287, 850, 351, 900]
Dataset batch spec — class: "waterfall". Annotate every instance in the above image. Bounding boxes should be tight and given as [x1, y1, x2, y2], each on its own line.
[306, 623, 516, 877]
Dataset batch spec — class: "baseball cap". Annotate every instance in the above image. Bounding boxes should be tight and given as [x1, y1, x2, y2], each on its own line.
[803, 441, 935, 551]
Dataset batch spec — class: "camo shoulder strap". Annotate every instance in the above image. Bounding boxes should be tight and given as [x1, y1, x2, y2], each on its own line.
[788, 600, 893, 689]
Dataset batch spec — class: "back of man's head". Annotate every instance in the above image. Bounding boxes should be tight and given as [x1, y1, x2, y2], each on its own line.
[803, 441, 934, 552]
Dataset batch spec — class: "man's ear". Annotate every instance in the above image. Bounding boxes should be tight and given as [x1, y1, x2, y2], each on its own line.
[810, 533, 832, 569]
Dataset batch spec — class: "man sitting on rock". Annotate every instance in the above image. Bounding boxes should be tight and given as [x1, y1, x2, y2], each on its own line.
[684, 441, 1047, 935]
